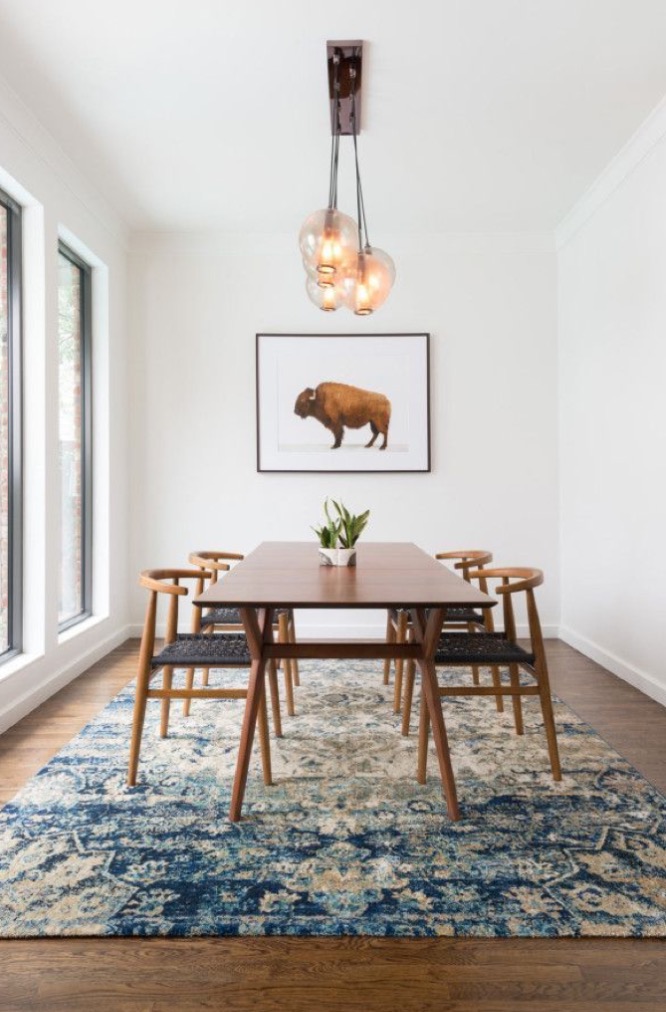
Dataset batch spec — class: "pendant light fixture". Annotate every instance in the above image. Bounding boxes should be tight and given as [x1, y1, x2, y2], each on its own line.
[299, 42, 395, 315]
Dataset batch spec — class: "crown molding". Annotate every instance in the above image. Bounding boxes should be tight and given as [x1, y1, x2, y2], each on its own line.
[556, 94, 666, 250]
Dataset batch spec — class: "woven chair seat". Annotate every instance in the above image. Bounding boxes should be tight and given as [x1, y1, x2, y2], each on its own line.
[200, 607, 242, 627]
[434, 633, 535, 666]
[388, 606, 486, 625]
[443, 607, 486, 625]
[200, 606, 290, 628]
[152, 633, 251, 668]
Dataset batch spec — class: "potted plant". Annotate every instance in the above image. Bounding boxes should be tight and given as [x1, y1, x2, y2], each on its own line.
[313, 499, 370, 566]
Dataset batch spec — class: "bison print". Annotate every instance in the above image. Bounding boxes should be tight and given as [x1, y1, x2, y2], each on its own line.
[294, 382, 391, 450]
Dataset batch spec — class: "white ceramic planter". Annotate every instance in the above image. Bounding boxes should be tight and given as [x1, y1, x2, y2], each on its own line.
[319, 547, 357, 567]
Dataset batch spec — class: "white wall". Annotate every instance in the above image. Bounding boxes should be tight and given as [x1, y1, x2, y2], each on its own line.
[128, 232, 560, 637]
[0, 74, 130, 731]
[558, 114, 666, 706]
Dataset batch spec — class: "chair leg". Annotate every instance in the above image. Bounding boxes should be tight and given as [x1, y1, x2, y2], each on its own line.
[417, 692, 430, 784]
[536, 661, 562, 781]
[257, 681, 273, 786]
[469, 625, 480, 686]
[508, 663, 524, 735]
[267, 659, 283, 737]
[383, 612, 395, 685]
[288, 613, 300, 686]
[393, 610, 408, 713]
[278, 611, 295, 716]
[401, 658, 416, 736]
[160, 665, 174, 738]
[183, 667, 195, 716]
[128, 659, 153, 786]
[491, 665, 504, 712]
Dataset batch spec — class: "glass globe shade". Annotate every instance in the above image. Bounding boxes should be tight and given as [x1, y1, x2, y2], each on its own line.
[305, 275, 343, 312]
[299, 208, 358, 278]
[341, 247, 396, 315]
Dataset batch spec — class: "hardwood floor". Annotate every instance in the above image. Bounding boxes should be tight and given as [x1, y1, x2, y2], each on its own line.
[0, 639, 665, 1011]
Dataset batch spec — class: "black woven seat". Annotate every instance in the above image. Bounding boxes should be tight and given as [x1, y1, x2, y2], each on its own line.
[388, 606, 485, 625]
[200, 606, 289, 628]
[152, 633, 251, 667]
[444, 607, 486, 625]
[434, 633, 535, 666]
[200, 607, 242, 627]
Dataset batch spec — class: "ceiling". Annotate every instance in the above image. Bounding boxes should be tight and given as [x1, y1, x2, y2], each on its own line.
[1, 0, 666, 234]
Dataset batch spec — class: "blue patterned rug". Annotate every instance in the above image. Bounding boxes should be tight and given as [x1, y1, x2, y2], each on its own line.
[0, 660, 665, 937]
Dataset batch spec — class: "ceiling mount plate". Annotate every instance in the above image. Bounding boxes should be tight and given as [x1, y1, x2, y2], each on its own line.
[327, 40, 363, 136]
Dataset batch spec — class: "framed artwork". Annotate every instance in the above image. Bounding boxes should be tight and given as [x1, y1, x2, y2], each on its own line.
[256, 333, 430, 473]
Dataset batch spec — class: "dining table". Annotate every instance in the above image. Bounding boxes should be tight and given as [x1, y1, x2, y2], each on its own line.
[194, 541, 495, 822]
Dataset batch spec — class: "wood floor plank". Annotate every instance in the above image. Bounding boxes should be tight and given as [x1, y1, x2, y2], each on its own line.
[0, 639, 665, 1010]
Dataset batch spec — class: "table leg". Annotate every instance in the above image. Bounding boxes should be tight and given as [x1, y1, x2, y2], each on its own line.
[417, 656, 459, 820]
[412, 607, 460, 821]
[230, 607, 272, 822]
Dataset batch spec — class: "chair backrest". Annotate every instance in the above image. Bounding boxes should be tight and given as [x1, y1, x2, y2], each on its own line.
[467, 567, 545, 662]
[138, 569, 213, 661]
[435, 550, 492, 584]
[436, 550, 494, 629]
[188, 551, 244, 586]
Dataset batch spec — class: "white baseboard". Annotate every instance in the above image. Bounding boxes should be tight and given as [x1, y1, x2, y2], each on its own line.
[0, 624, 131, 734]
[559, 625, 666, 709]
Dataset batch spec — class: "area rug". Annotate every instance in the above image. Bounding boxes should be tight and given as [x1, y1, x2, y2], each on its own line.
[0, 660, 665, 938]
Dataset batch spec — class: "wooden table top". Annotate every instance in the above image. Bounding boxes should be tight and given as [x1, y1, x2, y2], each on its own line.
[194, 541, 496, 610]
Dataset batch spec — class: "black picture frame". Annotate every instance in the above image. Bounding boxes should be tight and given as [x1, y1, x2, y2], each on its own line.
[256, 333, 431, 473]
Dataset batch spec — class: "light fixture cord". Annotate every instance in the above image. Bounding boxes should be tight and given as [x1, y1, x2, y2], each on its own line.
[350, 63, 371, 250]
[328, 54, 342, 209]
[328, 132, 340, 208]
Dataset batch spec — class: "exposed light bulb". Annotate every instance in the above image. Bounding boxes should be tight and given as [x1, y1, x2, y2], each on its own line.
[299, 208, 358, 278]
[305, 275, 343, 312]
[321, 286, 339, 311]
[355, 281, 372, 315]
[341, 247, 395, 315]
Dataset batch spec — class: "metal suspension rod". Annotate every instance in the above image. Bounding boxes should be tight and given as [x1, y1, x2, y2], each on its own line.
[350, 73, 371, 249]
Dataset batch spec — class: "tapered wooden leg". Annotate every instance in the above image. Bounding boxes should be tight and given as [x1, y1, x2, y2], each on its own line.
[469, 625, 480, 686]
[267, 659, 282, 737]
[128, 660, 153, 786]
[160, 666, 173, 738]
[491, 665, 504, 712]
[418, 657, 459, 819]
[183, 667, 195, 716]
[257, 682, 272, 786]
[536, 662, 562, 780]
[278, 611, 295, 716]
[509, 663, 524, 735]
[401, 659, 416, 736]
[417, 691, 430, 784]
[230, 655, 267, 821]
[383, 612, 395, 685]
[288, 613, 300, 686]
[393, 610, 408, 713]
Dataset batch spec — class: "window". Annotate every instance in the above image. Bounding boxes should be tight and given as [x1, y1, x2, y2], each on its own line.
[0, 188, 22, 659]
[58, 242, 92, 630]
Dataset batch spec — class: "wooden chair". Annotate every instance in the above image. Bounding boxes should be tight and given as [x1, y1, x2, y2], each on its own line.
[402, 568, 562, 786]
[127, 569, 280, 788]
[189, 551, 301, 716]
[385, 551, 499, 715]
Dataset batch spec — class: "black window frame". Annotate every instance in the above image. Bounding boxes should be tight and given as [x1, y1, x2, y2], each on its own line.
[57, 240, 92, 633]
[0, 187, 23, 662]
